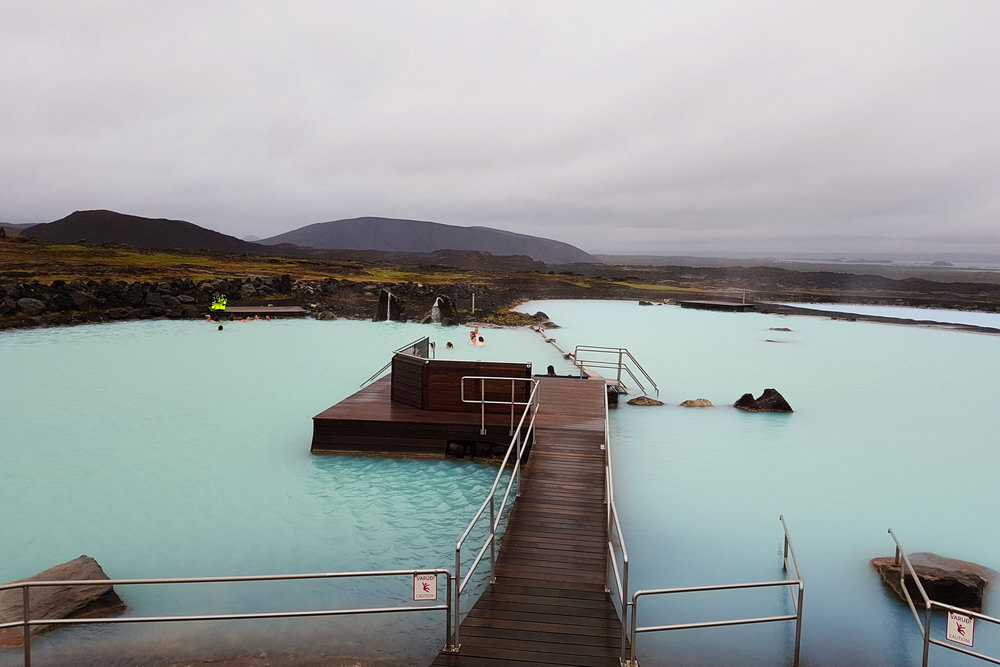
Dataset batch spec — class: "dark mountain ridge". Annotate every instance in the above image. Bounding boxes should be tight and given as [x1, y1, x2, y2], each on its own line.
[259, 216, 597, 264]
[25, 210, 267, 254]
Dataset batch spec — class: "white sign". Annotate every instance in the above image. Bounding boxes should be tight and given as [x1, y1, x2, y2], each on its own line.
[946, 611, 975, 647]
[412, 573, 437, 601]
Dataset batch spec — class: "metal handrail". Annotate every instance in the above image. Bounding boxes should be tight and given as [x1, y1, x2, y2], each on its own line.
[360, 336, 431, 387]
[624, 517, 804, 666]
[603, 384, 632, 663]
[460, 375, 537, 436]
[0, 567, 454, 666]
[888, 529, 1000, 666]
[573, 345, 659, 397]
[453, 380, 540, 649]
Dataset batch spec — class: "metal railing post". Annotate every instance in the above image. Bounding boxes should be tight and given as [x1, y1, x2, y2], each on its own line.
[922, 604, 932, 667]
[444, 572, 455, 652]
[509, 381, 515, 436]
[794, 583, 803, 666]
[628, 593, 639, 666]
[515, 432, 522, 498]
[22, 585, 31, 667]
[454, 548, 462, 649]
[617, 349, 623, 385]
[622, 560, 630, 665]
[480, 379, 486, 435]
[489, 497, 497, 583]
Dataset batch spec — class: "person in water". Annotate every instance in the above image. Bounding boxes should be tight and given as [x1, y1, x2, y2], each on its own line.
[217, 325, 224, 331]
[445, 342, 454, 349]
[547, 364, 557, 376]
[477, 335, 486, 345]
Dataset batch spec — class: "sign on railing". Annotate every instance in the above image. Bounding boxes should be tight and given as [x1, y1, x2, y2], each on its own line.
[887, 529, 1000, 666]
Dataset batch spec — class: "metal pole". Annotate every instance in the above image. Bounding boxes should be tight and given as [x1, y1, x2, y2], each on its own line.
[444, 572, 454, 652]
[454, 549, 461, 649]
[480, 379, 486, 436]
[489, 497, 497, 584]
[515, 432, 522, 497]
[922, 604, 932, 667]
[793, 584, 804, 666]
[509, 381, 515, 436]
[22, 585, 31, 667]
[621, 562, 630, 665]
[617, 349, 623, 385]
[471, 293, 475, 314]
[628, 594, 639, 666]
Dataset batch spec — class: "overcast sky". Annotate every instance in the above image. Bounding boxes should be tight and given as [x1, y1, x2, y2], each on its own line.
[2, 1, 999, 255]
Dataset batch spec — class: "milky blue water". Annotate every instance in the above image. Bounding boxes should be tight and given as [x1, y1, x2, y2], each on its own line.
[0, 319, 572, 666]
[520, 300, 1000, 666]
[777, 302, 1000, 329]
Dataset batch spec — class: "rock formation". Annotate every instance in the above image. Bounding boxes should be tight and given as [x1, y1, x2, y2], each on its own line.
[374, 289, 404, 322]
[733, 388, 793, 412]
[871, 552, 996, 612]
[679, 398, 714, 407]
[627, 396, 664, 406]
[0, 556, 126, 646]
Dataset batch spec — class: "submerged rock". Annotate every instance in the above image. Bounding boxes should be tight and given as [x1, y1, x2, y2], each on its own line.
[871, 553, 996, 613]
[679, 398, 714, 408]
[0, 556, 126, 646]
[638, 300, 654, 306]
[770, 327, 793, 332]
[627, 396, 664, 406]
[733, 388, 793, 412]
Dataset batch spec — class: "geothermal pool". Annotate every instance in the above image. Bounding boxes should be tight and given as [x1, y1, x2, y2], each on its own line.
[0, 319, 572, 666]
[519, 299, 1000, 666]
[2, 304, 999, 665]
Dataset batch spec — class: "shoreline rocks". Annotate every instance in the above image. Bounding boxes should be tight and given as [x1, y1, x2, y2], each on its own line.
[627, 396, 664, 406]
[0, 556, 126, 647]
[679, 398, 714, 407]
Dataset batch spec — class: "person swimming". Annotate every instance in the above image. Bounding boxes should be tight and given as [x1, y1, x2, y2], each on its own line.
[477, 335, 486, 346]
[217, 325, 224, 331]
[547, 364, 556, 376]
[446, 342, 454, 349]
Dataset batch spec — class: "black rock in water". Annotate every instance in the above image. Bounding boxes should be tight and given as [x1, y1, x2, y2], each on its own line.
[733, 388, 793, 412]
[871, 553, 996, 612]
[0, 556, 126, 646]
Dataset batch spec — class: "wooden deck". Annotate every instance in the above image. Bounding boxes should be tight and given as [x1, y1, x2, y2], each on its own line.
[677, 299, 755, 312]
[312, 377, 527, 456]
[432, 377, 622, 667]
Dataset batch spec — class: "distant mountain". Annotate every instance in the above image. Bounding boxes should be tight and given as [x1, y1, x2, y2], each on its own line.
[0, 222, 37, 237]
[25, 210, 266, 254]
[259, 216, 597, 264]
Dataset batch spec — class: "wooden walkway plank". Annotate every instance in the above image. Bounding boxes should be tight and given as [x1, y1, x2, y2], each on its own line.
[431, 377, 624, 666]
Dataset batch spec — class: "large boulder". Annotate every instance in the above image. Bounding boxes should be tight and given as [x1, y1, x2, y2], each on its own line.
[733, 388, 793, 412]
[871, 553, 996, 613]
[431, 295, 458, 324]
[16, 298, 46, 316]
[0, 556, 126, 646]
[374, 289, 404, 322]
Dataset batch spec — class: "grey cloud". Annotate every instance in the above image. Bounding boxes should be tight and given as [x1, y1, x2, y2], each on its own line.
[2, 0, 999, 255]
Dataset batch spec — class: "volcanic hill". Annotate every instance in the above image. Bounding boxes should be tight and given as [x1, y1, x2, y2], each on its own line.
[259, 216, 597, 264]
[25, 210, 266, 253]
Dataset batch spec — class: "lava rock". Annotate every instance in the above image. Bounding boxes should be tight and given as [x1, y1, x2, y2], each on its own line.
[531, 311, 549, 322]
[733, 388, 793, 412]
[770, 327, 792, 332]
[314, 310, 337, 321]
[627, 396, 664, 406]
[0, 556, 126, 646]
[871, 553, 996, 613]
[679, 398, 714, 407]
[638, 301, 654, 306]
[16, 298, 46, 315]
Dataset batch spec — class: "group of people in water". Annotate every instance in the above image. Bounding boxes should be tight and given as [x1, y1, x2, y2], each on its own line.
[436, 327, 487, 349]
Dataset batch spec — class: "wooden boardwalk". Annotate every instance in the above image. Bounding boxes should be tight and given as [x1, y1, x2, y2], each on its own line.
[432, 377, 623, 667]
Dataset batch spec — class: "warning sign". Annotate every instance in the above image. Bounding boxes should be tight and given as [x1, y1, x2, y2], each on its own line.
[946, 611, 975, 648]
[413, 573, 437, 601]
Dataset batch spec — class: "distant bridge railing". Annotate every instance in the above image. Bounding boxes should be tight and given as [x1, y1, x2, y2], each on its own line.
[573, 345, 659, 397]
[360, 335, 432, 387]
